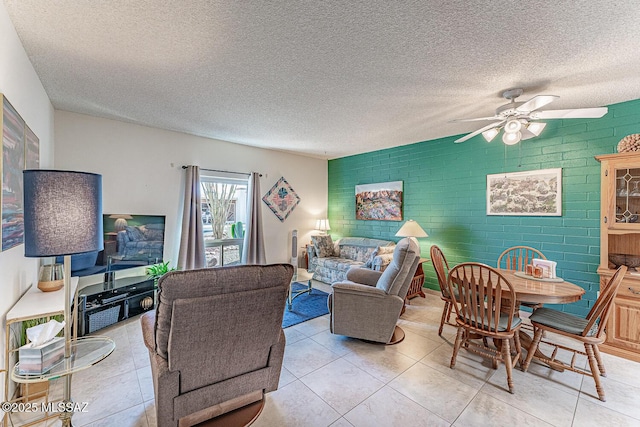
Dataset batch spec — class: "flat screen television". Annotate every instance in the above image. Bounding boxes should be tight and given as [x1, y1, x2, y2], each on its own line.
[61, 214, 166, 277]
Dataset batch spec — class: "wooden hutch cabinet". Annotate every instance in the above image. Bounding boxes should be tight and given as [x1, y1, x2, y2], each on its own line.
[596, 152, 640, 362]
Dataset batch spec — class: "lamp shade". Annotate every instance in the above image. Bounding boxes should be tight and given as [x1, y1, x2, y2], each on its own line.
[395, 220, 428, 238]
[23, 170, 104, 257]
[315, 218, 331, 232]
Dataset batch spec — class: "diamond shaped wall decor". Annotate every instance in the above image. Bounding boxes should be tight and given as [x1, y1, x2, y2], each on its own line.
[262, 176, 300, 222]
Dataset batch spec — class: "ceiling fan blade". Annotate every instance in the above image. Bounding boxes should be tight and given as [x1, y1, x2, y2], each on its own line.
[454, 120, 505, 143]
[534, 107, 608, 119]
[520, 127, 537, 140]
[450, 116, 500, 123]
[516, 95, 559, 113]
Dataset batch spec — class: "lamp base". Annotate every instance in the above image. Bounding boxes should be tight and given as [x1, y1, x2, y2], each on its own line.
[38, 279, 64, 292]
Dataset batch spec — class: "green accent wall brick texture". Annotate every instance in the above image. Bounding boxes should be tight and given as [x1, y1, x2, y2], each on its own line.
[328, 99, 640, 317]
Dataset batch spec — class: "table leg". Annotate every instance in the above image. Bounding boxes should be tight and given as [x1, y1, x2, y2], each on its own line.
[287, 279, 312, 311]
[518, 329, 564, 372]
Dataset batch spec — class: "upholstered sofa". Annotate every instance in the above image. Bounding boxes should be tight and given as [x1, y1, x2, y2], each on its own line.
[117, 223, 164, 260]
[307, 236, 396, 284]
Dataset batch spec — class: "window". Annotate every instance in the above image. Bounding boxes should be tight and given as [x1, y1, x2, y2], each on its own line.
[200, 173, 248, 267]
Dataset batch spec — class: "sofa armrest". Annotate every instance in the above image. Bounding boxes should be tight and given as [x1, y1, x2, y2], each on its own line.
[371, 253, 394, 271]
[307, 244, 317, 260]
[345, 267, 382, 287]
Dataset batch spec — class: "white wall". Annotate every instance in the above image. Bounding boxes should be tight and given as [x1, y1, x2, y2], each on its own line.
[0, 2, 55, 404]
[54, 111, 327, 276]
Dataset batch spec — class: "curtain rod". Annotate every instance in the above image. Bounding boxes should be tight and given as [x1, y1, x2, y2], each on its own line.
[182, 166, 262, 177]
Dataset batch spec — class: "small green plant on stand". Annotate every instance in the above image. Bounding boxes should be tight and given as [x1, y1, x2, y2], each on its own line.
[146, 261, 176, 287]
[231, 221, 244, 238]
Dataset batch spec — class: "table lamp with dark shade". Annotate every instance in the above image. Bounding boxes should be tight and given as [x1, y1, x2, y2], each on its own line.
[23, 169, 104, 427]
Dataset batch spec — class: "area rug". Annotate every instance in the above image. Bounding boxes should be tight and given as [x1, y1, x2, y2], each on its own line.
[282, 283, 329, 328]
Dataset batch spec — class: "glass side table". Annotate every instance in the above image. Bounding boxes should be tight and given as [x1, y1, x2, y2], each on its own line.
[288, 269, 314, 310]
[10, 336, 115, 426]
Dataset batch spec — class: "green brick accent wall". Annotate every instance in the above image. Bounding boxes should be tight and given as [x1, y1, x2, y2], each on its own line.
[328, 98, 640, 317]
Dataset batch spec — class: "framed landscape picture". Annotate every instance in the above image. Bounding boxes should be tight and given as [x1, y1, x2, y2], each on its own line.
[487, 168, 562, 216]
[1, 95, 26, 251]
[355, 181, 403, 221]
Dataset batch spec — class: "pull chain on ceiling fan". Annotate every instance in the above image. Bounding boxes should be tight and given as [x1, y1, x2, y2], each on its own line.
[452, 88, 608, 145]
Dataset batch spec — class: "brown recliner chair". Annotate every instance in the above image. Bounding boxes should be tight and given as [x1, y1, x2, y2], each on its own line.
[141, 264, 293, 427]
[328, 238, 420, 344]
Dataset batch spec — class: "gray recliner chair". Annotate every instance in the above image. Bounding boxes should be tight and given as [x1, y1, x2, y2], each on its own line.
[328, 238, 420, 344]
[141, 264, 293, 427]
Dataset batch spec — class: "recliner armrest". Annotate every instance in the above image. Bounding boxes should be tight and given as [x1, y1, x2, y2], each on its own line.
[332, 281, 387, 298]
[345, 267, 382, 286]
[141, 311, 156, 352]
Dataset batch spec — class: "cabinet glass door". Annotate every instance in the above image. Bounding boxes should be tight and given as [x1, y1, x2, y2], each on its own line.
[615, 167, 640, 224]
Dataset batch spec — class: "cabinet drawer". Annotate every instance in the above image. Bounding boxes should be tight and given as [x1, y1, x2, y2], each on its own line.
[618, 284, 640, 300]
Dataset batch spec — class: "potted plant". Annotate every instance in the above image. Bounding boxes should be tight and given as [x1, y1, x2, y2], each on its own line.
[146, 261, 176, 287]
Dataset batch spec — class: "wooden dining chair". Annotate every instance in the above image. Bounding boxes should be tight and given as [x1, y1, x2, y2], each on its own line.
[430, 245, 454, 336]
[448, 262, 522, 394]
[497, 246, 547, 311]
[521, 265, 627, 402]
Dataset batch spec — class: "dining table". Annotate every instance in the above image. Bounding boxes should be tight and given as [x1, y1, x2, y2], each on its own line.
[451, 265, 587, 370]
[495, 268, 586, 306]
[494, 268, 586, 371]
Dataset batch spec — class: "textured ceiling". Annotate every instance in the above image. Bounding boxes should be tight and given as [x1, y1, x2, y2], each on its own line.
[5, 1, 640, 159]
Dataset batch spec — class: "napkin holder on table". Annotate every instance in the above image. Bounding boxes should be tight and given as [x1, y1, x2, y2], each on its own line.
[532, 258, 557, 279]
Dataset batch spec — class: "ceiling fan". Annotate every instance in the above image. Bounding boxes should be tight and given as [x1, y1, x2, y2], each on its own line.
[453, 88, 608, 144]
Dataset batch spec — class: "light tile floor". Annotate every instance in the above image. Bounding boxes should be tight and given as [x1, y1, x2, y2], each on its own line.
[8, 283, 640, 427]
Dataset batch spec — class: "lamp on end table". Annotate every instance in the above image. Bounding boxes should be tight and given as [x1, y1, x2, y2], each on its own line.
[315, 218, 330, 235]
[395, 219, 429, 302]
[395, 219, 428, 254]
[23, 169, 108, 427]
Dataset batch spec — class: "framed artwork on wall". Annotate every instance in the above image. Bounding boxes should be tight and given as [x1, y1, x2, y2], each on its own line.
[487, 168, 562, 216]
[262, 176, 300, 222]
[25, 124, 40, 169]
[1, 94, 28, 251]
[355, 181, 403, 221]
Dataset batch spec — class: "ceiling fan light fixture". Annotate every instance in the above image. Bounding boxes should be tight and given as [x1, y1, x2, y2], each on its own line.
[527, 122, 547, 136]
[482, 128, 500, 142]
[504, 118, 522, 133]
[502, 131, 521, 145]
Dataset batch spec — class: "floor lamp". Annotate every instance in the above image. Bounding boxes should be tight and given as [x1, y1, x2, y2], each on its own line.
[23, 170, 104, 427]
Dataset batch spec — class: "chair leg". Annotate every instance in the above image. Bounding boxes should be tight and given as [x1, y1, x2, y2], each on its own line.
[521, 327, 543, 372]
[592, 344, 607, 377]
[585, 344, 606, 402]
[450, 327, 464, 369]
[502, 337, 514, 394]
[439, 302, 450, 336]
[513, 331, 523, 367]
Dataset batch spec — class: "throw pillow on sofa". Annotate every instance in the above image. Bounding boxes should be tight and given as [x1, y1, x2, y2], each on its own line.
[365, 245, 395, 268]
[312, 235, 335, 257]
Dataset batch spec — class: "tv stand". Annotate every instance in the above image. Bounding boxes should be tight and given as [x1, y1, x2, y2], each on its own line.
[77, 275, 155, 336]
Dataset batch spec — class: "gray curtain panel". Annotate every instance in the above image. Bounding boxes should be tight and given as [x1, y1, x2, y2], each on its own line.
[178, 165, 206, 269]
[242, 172, 266, 264]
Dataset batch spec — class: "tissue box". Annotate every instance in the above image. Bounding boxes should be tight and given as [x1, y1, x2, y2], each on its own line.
[18, 337, 65, 375]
